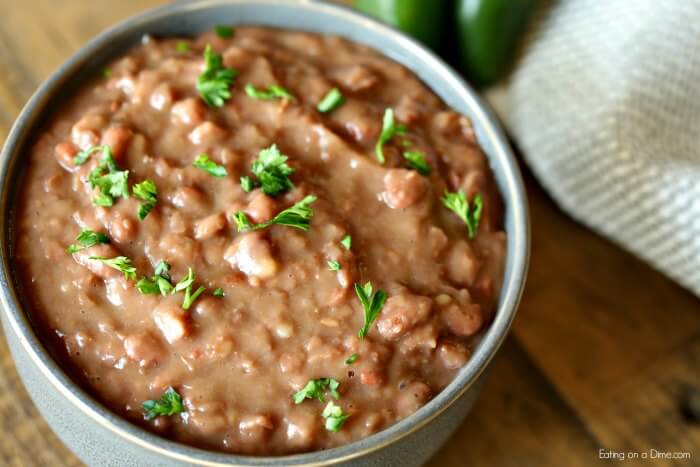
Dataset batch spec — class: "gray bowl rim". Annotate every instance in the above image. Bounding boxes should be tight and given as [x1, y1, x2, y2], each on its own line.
[0, 0, 530, 465]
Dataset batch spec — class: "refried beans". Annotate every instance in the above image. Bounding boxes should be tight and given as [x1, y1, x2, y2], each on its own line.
[14, 27, 506, 455]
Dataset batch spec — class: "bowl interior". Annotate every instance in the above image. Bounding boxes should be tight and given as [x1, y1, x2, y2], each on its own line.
[0, 0, 529, 465]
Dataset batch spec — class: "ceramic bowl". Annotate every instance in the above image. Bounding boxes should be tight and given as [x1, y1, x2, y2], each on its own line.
[0, 1, 529, 465]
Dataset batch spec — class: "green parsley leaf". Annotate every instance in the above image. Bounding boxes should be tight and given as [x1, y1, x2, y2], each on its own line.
[232, 212, 253, 231]
[89, 256, 137, 280]
[137, 261, 174, 296]
[193, 153, 228, 177]
[132, 179, 157, 220]
[212, 287, 224, 297]
[136, 277, 160, 295]
[322, 401, 350, 432]
[327, 260, 341, 271]
[90, 171, 129, 206]
[245, 83, 294, 101]
[327, 379, 340, 400]
[98, 172, 129, 198]
[66, 229, 110, 254]
[293, 380, 323, 404]
[403, 151, 431, 176]
[215, 25, 234, 38]
[374, 108, 406, 164]
[174, 267, 195, 292]
[98, 147, 118, 171]
[183, 286, 206, 310]
[344, 353, 358, 365]
[92, 192, 113, 207]
[442, 191, 484, 239]
[173, 267, 206, 310]
[155, 276, 174, 295]
[340, 234, 352, 250]
[73, 145, 105, 166]
[137, 200, 156, 220]
[175, 41, 190, 53]
[197, 44, 237, 107]
[249, 144, 295, 196]
[317, 88, 345, 113]
[154, 260, 171, 279]
[355, 281, 388, 339]
[142, 387, 184, 420]
[293, 378, 341, 404]
[233, 195, 317, 232]
[103, 68, 112, 78]
[133, 179, 156, 200]
[88, 147, 129, 207]
[240, 175, 255, 193]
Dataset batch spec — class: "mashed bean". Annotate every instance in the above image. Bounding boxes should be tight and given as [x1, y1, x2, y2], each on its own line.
[15, 27, 505, 455]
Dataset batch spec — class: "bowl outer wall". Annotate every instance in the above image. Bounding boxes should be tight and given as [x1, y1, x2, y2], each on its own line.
[0, 0, 530, 465]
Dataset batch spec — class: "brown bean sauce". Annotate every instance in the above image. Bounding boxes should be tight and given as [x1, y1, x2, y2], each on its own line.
[14, 27, 506, 455]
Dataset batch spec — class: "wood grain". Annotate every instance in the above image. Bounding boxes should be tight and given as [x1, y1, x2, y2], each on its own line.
[0, 1, 698, 466]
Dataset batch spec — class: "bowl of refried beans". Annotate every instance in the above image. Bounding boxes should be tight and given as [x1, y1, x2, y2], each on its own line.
[0, 1, 529, 466]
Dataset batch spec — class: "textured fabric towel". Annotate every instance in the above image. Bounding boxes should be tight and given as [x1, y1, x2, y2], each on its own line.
[489, 0, 700, 296]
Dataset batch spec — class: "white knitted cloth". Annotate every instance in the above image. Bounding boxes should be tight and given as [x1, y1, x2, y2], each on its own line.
[490, 0, 700, 296]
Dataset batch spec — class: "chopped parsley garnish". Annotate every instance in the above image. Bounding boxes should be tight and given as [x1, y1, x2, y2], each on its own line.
[322, 401, 350, 432]
[174, 267, 195, 291]
[215, 25, 234, 38]
[157, 278, 175, 295]
[243, 144, 295, 196]
[73, 144, 106, 166]
[344, 354, 358, 365]
[136, 276, 173, 295]
[90, 171, 129, 206]
[193, 153, 228, 177]
[173, 269, 195, 293]
[374, 108, 406, 164]
[231, 213, 252, 231]
[340, 234, 352, 250]
[197, 44, 237, 107]
[66, 229, 110, 254]
[240, 175, 255, 193]
[142, 387, 184, 420]
[327, 260, 341, 271]
[132, 179, 157, 220]
[154, 260, 171, 278]
[136, 277, 160, 295]
[174, 267, 206, 310]
[244, 83, 294, 101]
[136, 261, 174, 296]
[442, 191, 484, 239]
[293, 378, 341, 404]
[212, 287, 224, 297]
[317, 88, 345, 113]
[233, 195, 316, 232]
[355, 281, 388, 339]
[183, 286, 206, 310]
[87, 147, 129, 207]
[138, 262, 207, 307]
[175, 41, 190, 53]
[89, 256, 136, 280]
[403, 151, 431, 176]
[103, 68, 112, 78]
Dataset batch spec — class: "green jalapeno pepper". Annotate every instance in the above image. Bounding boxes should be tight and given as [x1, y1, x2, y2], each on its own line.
[355, 0, 538, 87]
[455, 0, 538, 86]
[354, 0, 447, 51]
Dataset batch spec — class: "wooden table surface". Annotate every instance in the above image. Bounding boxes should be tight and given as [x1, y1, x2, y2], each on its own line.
[1, 1, 699, 466]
